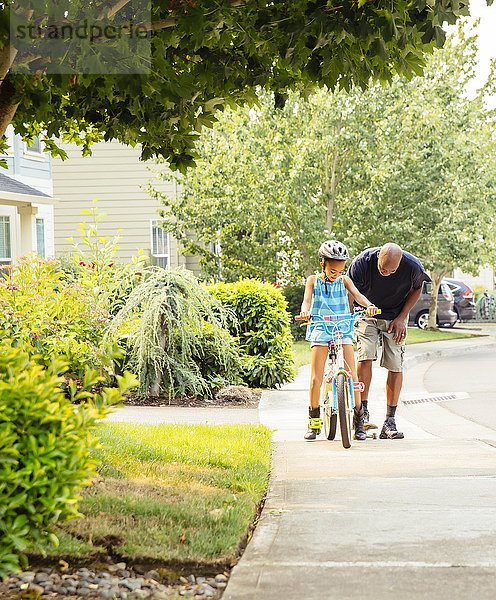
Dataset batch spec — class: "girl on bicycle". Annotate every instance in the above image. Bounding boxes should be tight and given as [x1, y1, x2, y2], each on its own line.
[299, 240, 379, 441]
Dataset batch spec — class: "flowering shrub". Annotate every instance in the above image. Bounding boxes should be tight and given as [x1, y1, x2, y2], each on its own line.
[0, 256, 115, 379]
[64, 200, 147, 315]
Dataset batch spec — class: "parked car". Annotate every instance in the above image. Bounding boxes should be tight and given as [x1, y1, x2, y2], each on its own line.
[408, 281, 457, 329]
[443, 278, 475, 323]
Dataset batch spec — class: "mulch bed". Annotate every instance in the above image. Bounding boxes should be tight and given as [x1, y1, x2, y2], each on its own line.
[121, 385, 262, 409]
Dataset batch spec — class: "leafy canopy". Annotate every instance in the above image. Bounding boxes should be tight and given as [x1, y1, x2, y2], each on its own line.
[2, 0, 472, 171]
[151, 21, 496, 285]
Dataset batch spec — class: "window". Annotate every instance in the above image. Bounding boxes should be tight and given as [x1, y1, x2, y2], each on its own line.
[24, 135, 44, 159]
[36, 218, 45, 258]
[150, 220, 169, 268]
[0, 216, 12, 267]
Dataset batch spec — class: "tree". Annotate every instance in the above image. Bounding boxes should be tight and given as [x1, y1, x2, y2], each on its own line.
[150, 87, 383, 282]
[1, 0, 471, 171]
[341, 25, 496, 328]
[152, 21, 496, 311]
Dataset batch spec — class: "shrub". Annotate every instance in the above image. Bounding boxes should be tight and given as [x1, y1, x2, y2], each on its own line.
[64, 200, 148, 316]
[209, 279, 295, 388]
[475, 291, 496, 320]
[110, 267, 243, 399]
[0, 343, 138, 578]
[0, 256, 114, 379]
[281, 284, 306, 341]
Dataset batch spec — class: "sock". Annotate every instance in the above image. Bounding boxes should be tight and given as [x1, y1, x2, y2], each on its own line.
[309, 407, 320, 418]
[361, 400, 368, 411]
[386, 405, 397, 419]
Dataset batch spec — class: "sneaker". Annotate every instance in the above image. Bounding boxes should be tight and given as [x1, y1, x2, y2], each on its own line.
[353, 407, 366, 441]
[304, 417, 322, 441]
[379, 417, 404, 439]
[363, 407, 370, 424]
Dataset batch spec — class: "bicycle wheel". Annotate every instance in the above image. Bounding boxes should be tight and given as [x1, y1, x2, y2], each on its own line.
[337, 373, 352, 448]
[323, 393, 337, 440]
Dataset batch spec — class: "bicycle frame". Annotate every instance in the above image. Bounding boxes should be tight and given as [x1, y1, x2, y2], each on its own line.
[314, 313, 361, 417]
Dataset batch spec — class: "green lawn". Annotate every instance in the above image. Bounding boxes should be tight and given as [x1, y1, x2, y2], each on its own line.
[30, 422, 272, 565]
[293, 327, 483, 368]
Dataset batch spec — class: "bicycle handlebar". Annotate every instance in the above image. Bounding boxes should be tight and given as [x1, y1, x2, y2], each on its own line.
[295, 309, 381, 339]
[295, 308, 381, 321]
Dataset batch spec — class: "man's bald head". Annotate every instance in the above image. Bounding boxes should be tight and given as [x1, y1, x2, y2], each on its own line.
[377, 243, 403, 276]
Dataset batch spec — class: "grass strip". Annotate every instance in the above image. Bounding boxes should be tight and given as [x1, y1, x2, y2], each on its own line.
[293, 328, 483, 368]
[30, 423, 272, 565]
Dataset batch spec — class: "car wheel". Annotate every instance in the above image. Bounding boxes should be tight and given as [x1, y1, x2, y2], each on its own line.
[415, 310, 429, 329]
[446, 309, 459, 328]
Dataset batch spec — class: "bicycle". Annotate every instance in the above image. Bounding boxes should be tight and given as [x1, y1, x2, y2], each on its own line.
[296, 309, 380, 448]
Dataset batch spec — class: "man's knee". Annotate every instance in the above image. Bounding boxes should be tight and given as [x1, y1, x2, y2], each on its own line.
[358, 359, 373, 372]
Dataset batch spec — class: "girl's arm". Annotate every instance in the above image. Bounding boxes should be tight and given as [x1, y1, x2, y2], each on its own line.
[299, 275, 316, 319]
[342, 275, 379, 315]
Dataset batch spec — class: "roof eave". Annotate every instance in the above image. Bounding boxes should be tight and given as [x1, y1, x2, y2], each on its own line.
[0, 191, 58, 206]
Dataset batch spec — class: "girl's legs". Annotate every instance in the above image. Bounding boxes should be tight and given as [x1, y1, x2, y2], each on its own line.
[305, 345, 328, 441]
[309, 345, 328, 409]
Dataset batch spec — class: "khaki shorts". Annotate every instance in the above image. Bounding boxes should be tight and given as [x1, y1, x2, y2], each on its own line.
[355, 319, 405, 372]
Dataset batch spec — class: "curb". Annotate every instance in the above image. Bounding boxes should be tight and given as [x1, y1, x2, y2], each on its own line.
[403, 339, 496, 372]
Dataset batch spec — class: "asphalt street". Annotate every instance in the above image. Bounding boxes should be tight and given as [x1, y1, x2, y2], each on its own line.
[421, 349, 496, 430]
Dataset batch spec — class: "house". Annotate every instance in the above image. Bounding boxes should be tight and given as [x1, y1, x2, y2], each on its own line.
[0, 126, 55, 267]
[52, 140, 200, 274]
[452, 266, 495, 291]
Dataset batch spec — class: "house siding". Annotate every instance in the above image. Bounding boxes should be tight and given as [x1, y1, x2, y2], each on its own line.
[52, 140, 189, 269]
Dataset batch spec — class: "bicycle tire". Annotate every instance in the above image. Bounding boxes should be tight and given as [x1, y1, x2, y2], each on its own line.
[337, 373, 352, 448]
[323, 395, 337, 440]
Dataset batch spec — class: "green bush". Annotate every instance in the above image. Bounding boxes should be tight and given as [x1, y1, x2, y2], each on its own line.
[475, 291, 496, 320]
[209, 279, 295, 388]
[0, 343, 137, 579]
[281, 284, 306, 341]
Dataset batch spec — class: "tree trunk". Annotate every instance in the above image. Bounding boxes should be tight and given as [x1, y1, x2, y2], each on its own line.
[149, 315, 167, 397]
[0, 42, 18, 83]
[427, 269, 449, 330]
[0, 77, 20, 139]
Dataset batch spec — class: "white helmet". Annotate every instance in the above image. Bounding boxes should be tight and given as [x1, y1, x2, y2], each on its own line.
[318, 240, 349, 261]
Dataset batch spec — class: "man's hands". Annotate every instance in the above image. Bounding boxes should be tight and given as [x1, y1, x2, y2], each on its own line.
[388, 315, 408, 344]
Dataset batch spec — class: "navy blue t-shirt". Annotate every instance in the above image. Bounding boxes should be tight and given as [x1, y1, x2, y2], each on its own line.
[348, 247, 431, 320]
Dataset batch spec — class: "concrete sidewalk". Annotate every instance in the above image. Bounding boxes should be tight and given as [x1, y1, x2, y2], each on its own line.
[223, 333, 496, 600]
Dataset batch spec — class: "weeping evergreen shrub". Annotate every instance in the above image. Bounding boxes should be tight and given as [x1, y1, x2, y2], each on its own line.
[109, 267, 243, 399]
[209, 279, 295, 388]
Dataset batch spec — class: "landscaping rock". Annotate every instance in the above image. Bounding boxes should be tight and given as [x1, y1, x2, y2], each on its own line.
[0, 565, 226, 599]
[28, 583, 45, 595]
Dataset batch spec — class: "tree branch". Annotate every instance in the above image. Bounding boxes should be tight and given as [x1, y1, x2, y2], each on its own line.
[97, 0, 133, 20]
[12, 52, 43, 69]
